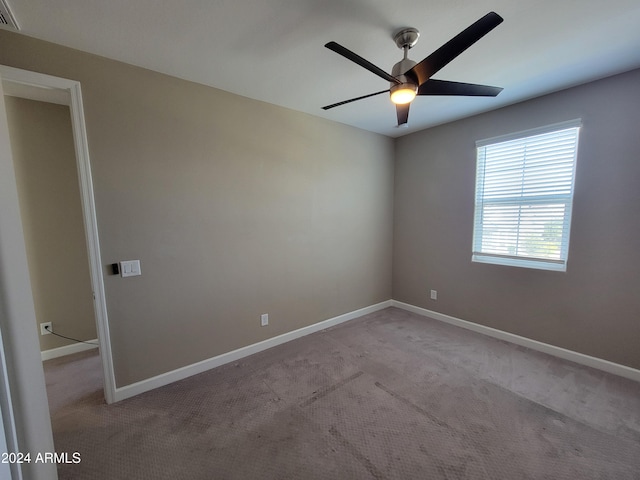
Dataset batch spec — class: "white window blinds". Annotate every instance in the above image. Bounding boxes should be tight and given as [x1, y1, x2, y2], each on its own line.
[473, 120, 581, 271]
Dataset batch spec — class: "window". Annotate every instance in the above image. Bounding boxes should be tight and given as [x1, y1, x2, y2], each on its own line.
[472, 119, 581, 272]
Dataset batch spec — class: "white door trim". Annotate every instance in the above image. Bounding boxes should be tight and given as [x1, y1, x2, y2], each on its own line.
[1, 65, 116, 404]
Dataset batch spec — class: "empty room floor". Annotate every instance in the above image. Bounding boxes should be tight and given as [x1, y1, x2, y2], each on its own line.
[44, 307, 640, 479]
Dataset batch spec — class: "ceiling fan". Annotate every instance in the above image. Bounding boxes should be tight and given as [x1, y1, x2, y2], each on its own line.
[322, 11, 504, 127]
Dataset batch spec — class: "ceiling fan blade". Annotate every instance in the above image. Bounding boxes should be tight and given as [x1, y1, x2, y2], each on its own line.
[325, 41, 400, 85]
[396, 103, 410, 126]
[407, 12, 503, 86]
[418, 79, 503, 96]
[322, 89, 390, 110]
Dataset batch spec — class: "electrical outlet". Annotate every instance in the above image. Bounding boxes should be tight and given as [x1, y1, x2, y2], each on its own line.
[430, 290, 438, 300]
[40, 322, 52, 335]
[261, 314, 269, 327]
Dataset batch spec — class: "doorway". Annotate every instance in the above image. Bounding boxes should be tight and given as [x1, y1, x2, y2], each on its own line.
[6, 95, 99, 360]
[0, 65, 115, 406]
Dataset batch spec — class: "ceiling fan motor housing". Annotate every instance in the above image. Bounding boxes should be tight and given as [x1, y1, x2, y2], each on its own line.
[390, 57, 418, 100]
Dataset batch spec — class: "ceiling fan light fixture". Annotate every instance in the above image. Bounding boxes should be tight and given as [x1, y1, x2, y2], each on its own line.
[390, 83, 417, 104]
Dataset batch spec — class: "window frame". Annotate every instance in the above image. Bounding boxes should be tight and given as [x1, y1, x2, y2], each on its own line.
[472, 119, 581, 272]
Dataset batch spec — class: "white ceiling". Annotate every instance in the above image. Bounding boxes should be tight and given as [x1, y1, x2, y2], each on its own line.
[5, 0, 640, 137]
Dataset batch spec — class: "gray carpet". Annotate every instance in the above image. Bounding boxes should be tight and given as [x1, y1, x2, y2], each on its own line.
[44, 307, 640, 479]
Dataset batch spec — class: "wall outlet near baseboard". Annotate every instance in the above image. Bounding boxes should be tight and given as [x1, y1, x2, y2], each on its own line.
[430, 290, 438, 300]
[40, 322, 52, 335]
[261, 314, 269, 327]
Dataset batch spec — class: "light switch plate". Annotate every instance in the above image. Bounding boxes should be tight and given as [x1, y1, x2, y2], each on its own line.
[120, 260, 141, 277]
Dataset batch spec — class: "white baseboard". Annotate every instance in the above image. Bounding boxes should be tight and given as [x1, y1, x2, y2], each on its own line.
[392, 300, 640, 383]
[41, 340, 98, 361]
[113, 300, 392, 402]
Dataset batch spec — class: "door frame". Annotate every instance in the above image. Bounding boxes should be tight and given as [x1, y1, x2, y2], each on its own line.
[0, 65, 116, 404]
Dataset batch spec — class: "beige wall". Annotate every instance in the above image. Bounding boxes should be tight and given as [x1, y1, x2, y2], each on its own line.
[393, 68, 640, 370]
[5, 96, 97, 352]
[0, 30, 395, 387]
